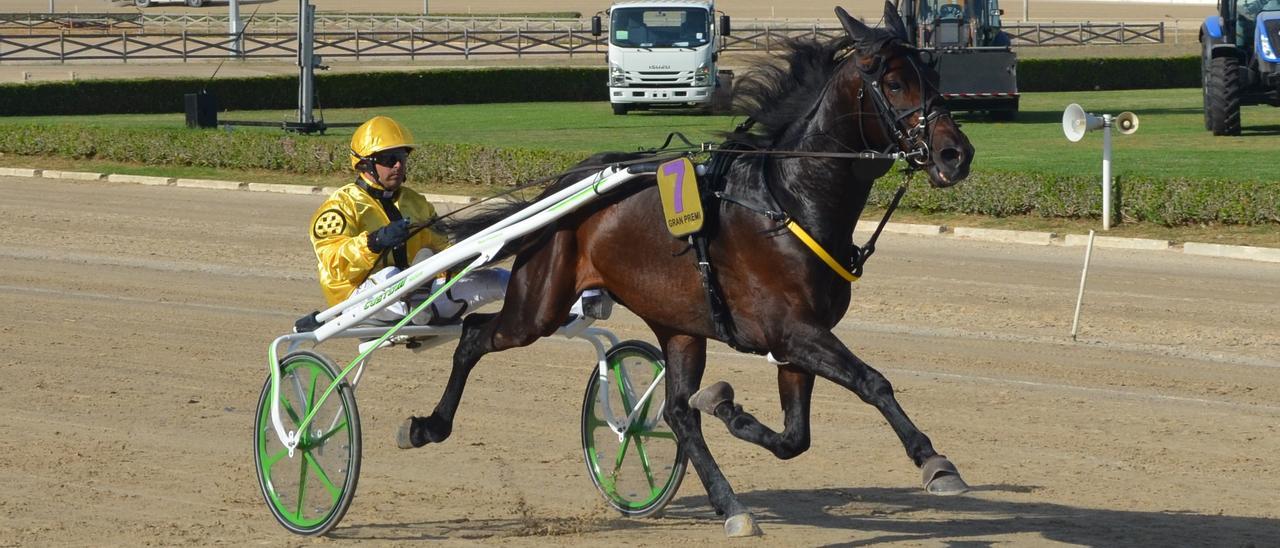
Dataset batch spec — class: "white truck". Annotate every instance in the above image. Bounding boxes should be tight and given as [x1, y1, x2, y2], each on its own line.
[592, 0, 731, 115]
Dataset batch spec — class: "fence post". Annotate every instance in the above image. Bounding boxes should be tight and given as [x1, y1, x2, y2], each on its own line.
[182, 29, 187, 62]
[60, 29, 64, 63]
[1120, 22, 1126, 44]
[766, 24, 771, 53]
[569, 27, 574, 58]
[355, 29, 360, 61]
[122, 31, 128, 63]
[517, 27, 521, 58]
[464, 28, 469, 59]
[410, 27, 415, 60]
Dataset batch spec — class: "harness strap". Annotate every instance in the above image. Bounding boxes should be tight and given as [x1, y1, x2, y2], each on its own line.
[785, 220, 860, 283]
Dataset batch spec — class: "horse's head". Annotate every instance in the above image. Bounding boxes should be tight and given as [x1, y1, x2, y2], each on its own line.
[836, 3, 973, 188]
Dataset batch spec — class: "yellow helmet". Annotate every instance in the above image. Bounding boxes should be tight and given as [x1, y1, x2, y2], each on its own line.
[349, 116, 416, 170]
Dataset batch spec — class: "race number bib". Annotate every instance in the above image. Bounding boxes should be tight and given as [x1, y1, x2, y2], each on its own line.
[656, 158, 703, 237]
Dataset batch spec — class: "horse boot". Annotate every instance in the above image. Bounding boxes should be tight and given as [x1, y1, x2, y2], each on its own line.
[689, 381, 735, 415]
[921, 455, 970, 495]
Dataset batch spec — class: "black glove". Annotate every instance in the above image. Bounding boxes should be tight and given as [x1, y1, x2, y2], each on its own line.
[367, 219, 412, 253]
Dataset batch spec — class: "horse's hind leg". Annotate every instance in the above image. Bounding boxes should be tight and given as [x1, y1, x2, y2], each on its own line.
[690, 365, 815, 460]
[779, 324, 970, 495]
[654, 328, 761, 537]
[398, 231, 580, 449]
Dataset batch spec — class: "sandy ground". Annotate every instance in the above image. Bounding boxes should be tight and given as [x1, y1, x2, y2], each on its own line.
[0, 175, 1277, 546]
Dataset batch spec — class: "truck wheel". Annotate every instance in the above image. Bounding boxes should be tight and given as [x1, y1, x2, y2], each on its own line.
[611, 103, 630, 116]
[1206, 55, 1242, 136]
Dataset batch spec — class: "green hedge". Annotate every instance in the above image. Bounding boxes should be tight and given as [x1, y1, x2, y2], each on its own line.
[1018, 56, 1200, 92]
[0, 56, 1200, 117]
[2, 123, 1274, 226]
[0, 68, 608, 116]
[867, 171, 1280, 226]
[0, 123, 584, 186]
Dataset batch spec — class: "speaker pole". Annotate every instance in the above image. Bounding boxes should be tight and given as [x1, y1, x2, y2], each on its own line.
[1102, 115, 1112, 231]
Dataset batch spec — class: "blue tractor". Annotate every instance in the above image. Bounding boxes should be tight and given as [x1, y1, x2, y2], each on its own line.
[1201, 0, 1280, 135]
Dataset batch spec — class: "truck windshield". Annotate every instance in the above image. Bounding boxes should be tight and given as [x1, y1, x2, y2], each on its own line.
[610, 7, 710, 48]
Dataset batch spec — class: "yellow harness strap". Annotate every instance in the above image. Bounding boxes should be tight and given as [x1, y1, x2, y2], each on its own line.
[785, 220, 860, 282]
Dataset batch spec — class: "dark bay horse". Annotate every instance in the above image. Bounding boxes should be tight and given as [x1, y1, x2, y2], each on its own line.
[402, 3, 975, 537]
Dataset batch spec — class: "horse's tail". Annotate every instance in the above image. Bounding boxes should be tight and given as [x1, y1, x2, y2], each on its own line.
[431, 151, 651, 263]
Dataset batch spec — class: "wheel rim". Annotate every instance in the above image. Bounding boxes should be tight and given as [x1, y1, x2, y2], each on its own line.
[255, 354, 357, 532]
[582, 345, 683, 514]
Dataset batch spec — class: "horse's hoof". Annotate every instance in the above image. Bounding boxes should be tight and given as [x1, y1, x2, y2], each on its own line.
[396, 417, 420, 450]
[690, 381, 734, 415]
[724, 512, 763, 537]
[922, 455, 970, 495]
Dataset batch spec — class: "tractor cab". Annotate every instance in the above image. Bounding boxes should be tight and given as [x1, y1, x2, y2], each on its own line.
[909, 0, 1012, 49]
[898, 0, 1019, 118]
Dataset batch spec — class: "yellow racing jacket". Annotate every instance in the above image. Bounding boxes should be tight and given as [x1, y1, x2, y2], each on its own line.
[309, 179, 451, 306]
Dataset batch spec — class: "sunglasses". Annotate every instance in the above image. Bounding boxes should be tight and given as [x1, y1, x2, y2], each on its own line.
[370, 149, 410, 168]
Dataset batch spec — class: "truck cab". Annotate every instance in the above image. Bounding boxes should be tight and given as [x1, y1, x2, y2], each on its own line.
[593, 1, 729, 115]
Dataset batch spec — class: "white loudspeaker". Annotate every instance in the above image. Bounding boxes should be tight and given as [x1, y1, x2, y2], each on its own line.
[1114, 111, 1140, 135]
[1062, 103, 1104, 142]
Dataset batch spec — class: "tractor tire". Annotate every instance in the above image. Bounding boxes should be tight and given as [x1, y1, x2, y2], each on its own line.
[1201, 43, 1212, 130]
[1206, 55, 1242, 136]
[611, 103, 630, 115]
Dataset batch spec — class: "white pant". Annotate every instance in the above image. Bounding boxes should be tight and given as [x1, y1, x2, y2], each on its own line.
[359, 249, 510, 325]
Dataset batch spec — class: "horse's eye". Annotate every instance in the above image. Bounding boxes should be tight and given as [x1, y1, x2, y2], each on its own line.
[887, 81, 904, 93]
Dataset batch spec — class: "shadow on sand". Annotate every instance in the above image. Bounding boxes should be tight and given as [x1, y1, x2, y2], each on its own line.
[332, 484, 1275, 545]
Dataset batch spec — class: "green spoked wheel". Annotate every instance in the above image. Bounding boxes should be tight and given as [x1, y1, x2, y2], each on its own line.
[254, 351, 361, 536]
[581, 340, 686, 517]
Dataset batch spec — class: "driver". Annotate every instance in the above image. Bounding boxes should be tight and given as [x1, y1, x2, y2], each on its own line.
[1237, 0, 1280, 48]
[309, 115, 507, 326]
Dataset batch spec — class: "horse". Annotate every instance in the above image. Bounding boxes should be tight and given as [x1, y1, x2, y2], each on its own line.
[400, 3, 975, 537]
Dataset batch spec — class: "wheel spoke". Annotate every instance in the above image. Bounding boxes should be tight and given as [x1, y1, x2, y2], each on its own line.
[613, 362, 636, 416]
[305, 419, 348, 449]
[304, 451, 343, 501]
[631, 435, 658, 490]
[263, 448, 289, 470]
[295, 447, 308, 519]
[611, 433, 633, 477]
[636, 430, 676, 440]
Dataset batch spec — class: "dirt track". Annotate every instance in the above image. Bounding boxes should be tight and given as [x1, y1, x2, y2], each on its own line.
[1, 176, 1278, 546]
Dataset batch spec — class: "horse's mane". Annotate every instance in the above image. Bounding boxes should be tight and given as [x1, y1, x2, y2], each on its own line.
[730, 28, 899, 147]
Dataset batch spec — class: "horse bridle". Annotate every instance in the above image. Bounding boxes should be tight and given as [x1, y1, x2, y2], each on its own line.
[852, 43, 951, 172]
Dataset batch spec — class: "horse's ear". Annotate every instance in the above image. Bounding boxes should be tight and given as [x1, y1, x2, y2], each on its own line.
[835, 6, 872, 45]
[883, 1, 909, 40]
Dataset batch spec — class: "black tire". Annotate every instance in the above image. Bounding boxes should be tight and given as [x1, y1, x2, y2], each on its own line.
[989, 109, 1017, 122]
[580, 340, 687, 517]
[1201, 41, 1213, 130]
[1206, 55, 1242, 136]
[254, 351, 361, 536]
[611, 103, 630, 115]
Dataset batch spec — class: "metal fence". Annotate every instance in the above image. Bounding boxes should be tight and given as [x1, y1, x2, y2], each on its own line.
[0, 21, 1166, 63]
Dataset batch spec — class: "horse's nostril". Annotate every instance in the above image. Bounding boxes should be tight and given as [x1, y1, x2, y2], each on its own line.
[939, 147, 962, 166]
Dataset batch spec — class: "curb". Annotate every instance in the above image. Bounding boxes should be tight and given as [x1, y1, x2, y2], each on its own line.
[953, 227, 1055, 246]
[1183, 242, 1280, 264]
[3, 167, 1277, 266]
[1064, 234, 1171, 251]
[40, 170, 106, 181]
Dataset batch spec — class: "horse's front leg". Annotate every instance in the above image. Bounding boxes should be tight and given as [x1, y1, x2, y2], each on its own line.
[690, 364, 815, 460]
[653, 328, 762, 537]
[777, 323, 970, 495]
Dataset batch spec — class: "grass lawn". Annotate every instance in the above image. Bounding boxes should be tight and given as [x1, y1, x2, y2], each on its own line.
[4, 88, 1279, 182]
[2, 88, 1277, 247]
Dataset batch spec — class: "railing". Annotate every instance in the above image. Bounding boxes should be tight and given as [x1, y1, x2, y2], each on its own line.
[0, 21, 1166, 63]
